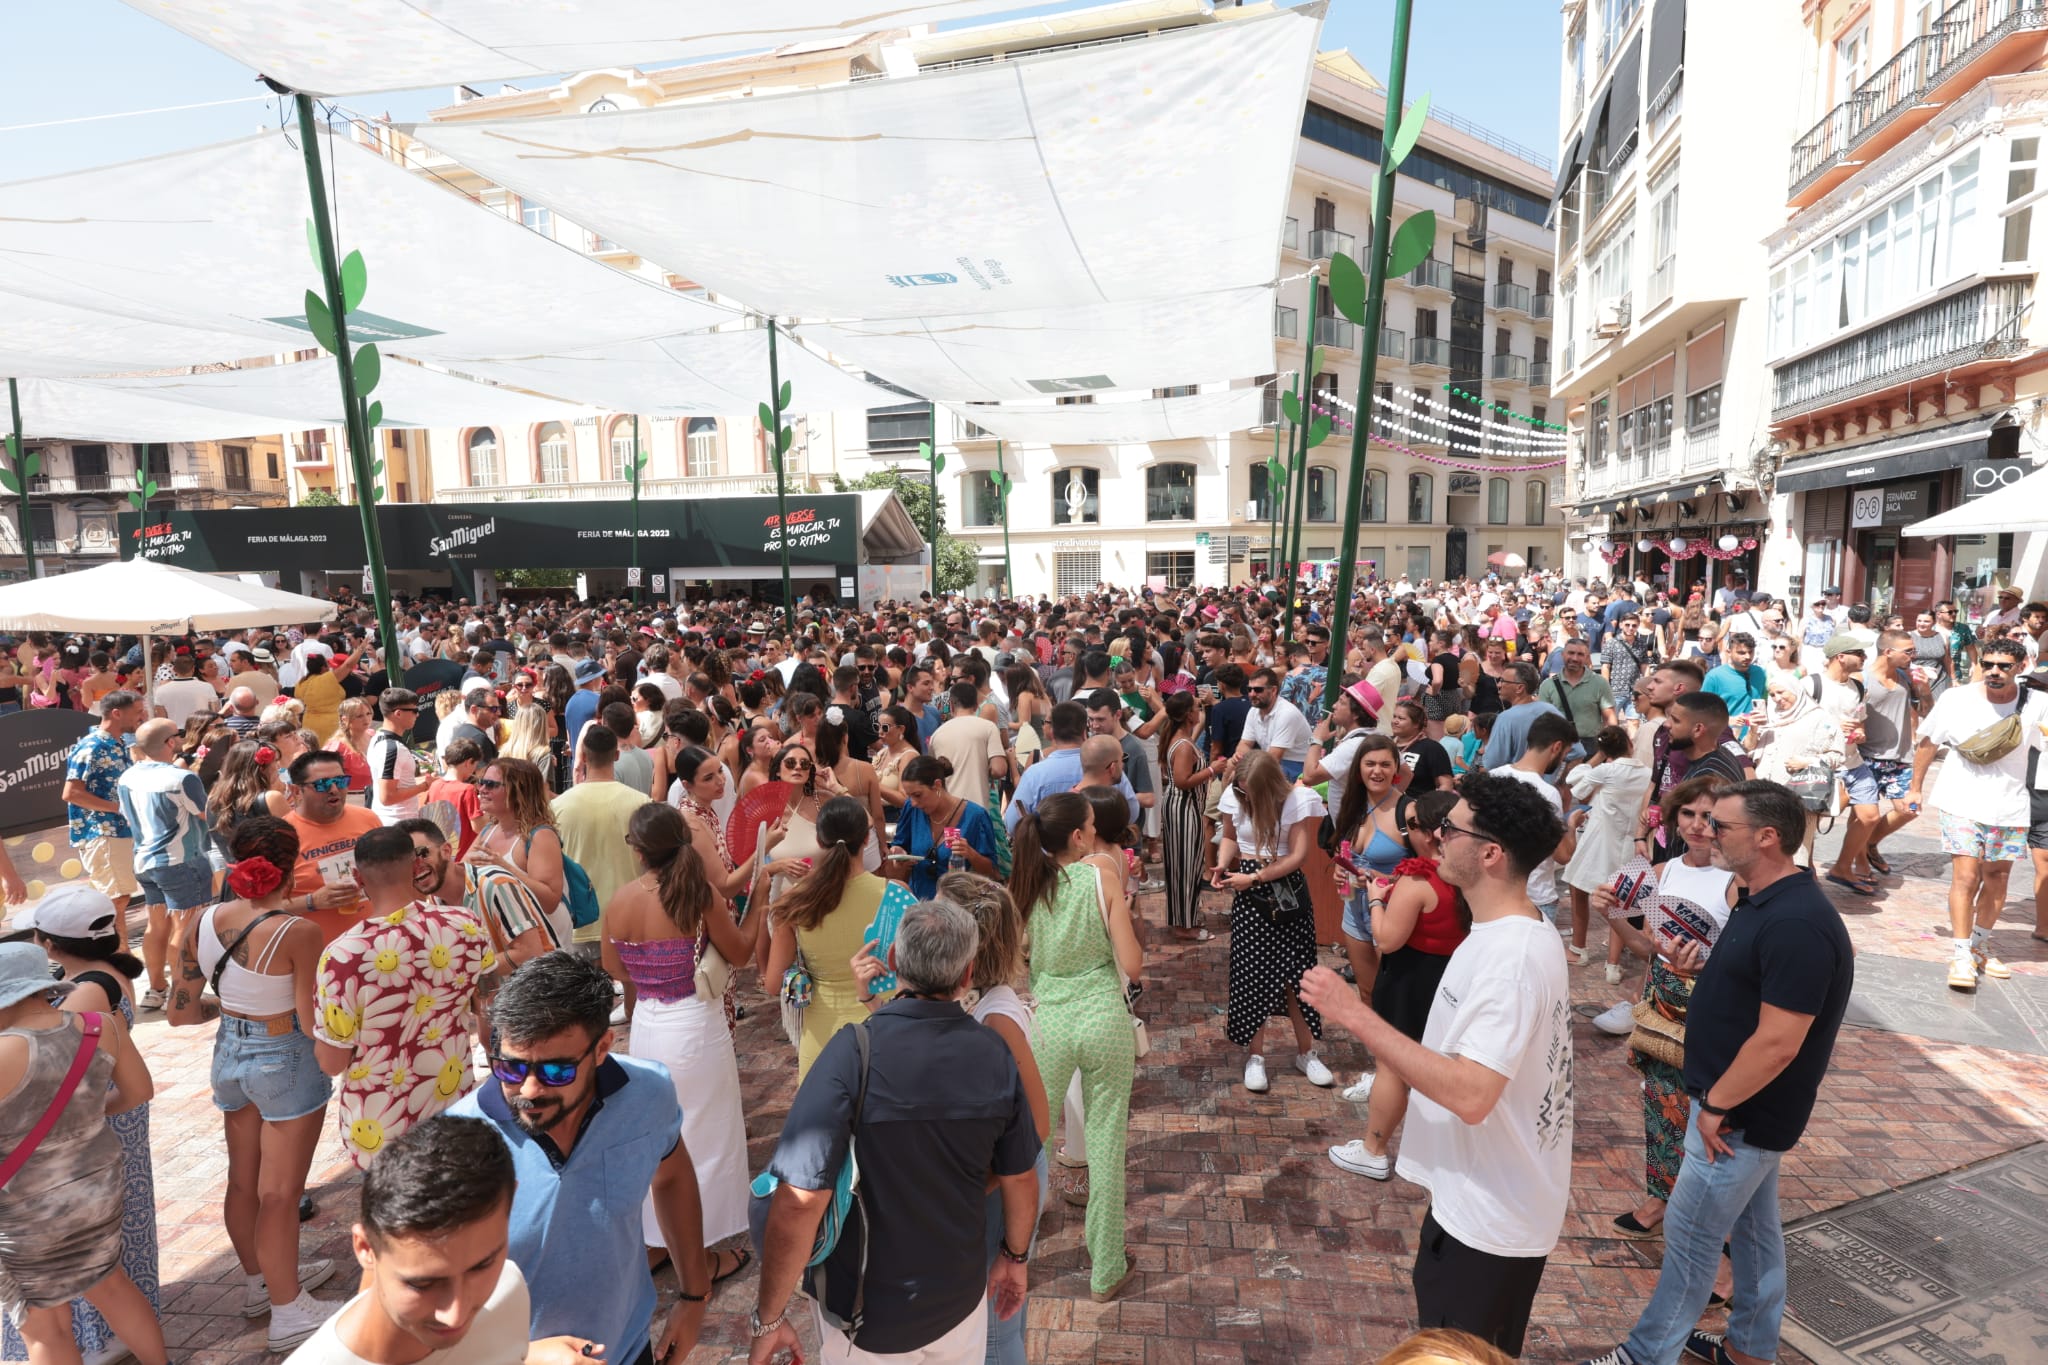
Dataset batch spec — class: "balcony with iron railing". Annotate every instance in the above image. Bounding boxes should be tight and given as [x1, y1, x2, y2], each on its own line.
[1788, 0, 2048, 201]
[1771, 278, 2032, 417]
[1684, 424, 1721, 470]
[1489, 353, 1529, 382]
[1314, 316, 1357, 351]
[1275, 305, 1299, 340]
[436, 471, 824, 503]
[1492, 282, 1532, 313]
[1378, 327, 1406, 359]
[1409, 337, 1452, 368]
[1309, 227, 1356, 261]
[1410, 257, 1453, 292]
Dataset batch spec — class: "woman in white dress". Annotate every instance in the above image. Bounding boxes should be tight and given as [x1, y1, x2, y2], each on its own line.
[1560, 725, 1653, 966]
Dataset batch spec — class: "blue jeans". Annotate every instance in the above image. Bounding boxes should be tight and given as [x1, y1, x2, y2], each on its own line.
[983, 1150, 1050, 1365]
[1624, 1102, 1786, 1365]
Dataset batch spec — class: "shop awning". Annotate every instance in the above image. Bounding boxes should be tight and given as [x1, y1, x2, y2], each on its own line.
[1606, 36, 1642, 169]
[1571, 473, 1723, 516]
[1646, 0, 1686, 110]
[1772, 418, 2003, 494]
[1905, 461, 2048, 536]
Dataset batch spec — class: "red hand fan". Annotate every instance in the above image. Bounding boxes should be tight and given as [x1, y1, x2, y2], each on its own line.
[726, 781, 796, 867]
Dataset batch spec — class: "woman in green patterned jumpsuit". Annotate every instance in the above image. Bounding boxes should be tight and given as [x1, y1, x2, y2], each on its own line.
[1010, 792, 1145, 1304]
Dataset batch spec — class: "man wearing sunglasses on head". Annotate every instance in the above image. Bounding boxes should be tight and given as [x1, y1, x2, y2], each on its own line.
[1909, 636, 2048, 992]
[449, 952, 711, 1365]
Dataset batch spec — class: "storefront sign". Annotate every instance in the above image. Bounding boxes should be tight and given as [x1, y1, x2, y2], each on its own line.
[1851, 482, 1934, 529]
[0, 710, 93, 839]
[1962, 459, 2029, 500]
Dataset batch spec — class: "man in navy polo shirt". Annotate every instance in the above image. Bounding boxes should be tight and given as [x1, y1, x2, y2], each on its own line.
[449, 952, 711, 1365]
[1583, 781, 1852, 1365]
[750, 900, 1040, 1365]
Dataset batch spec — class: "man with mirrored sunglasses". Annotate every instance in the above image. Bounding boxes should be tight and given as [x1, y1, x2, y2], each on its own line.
[448, 952, 711, 1365]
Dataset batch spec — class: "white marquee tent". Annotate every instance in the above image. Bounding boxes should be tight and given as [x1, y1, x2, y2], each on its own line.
[1904, 462, 2048, 536]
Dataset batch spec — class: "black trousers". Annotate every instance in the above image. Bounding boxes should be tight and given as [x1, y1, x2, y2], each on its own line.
[1412, 1208, 1550, 1359]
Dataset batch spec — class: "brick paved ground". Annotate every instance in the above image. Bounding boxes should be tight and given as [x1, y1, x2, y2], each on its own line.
[39, 813, 2048, 1365]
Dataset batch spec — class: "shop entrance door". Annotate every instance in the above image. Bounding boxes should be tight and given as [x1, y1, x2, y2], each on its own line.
[1864, 531, 1897, 617]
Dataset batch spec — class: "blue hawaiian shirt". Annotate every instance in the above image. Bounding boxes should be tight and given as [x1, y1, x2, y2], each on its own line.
[1281, 664, 1327, 725]
[65, 728, 132, 845]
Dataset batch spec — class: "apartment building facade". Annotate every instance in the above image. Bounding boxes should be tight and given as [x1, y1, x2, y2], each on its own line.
[1552, 0, 1807, 598]
[1767, 0, 2048, 616]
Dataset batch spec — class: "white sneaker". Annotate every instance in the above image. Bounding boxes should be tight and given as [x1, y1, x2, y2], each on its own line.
[1328, 1138, 1393, 1179]
[1567, 945, 1593, 967]
[266, 1290, 336, 1353]
[244, 1259, 337, 1317]
[140, 987, 167, 1010]
[1340, 1072, 1376, 1103]
[1604, 963, 1624, 985]
[1592, 1001, 1636, 1036]
[1243, 1054, 1269, 1093]
[1294, 1051, 1335, 1087]
[1949, 951, 1979, 992]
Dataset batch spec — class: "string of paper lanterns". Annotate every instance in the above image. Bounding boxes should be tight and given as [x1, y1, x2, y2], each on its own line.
[1306, 399, 1566, 470]
[1593, 534, 1759, 566]
[1322, 392, 1565, 458]
[1441, 384, 1569, 432]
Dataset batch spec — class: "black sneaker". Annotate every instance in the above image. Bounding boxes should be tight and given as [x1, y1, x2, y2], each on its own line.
[1683, 1330, 1734, 1365]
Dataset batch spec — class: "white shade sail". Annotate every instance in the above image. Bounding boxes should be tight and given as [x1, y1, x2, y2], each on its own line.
[400, 7, 1321, 323]
[795, 285, 1277, 402]
[118, 0, 1074, 96]
[0, 557, 337, 634]
[945, 386, 1269, 445]
[16, 360, 593, 442]
[434, 328, 905, 417]
[1904, 463, 2048, 536]
[0, 130, 732, 380]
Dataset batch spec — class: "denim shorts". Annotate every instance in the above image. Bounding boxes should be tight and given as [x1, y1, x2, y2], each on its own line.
[211, 1015, 332, 1121]
[1341, 888, 1375, 945]
[1843, 759, 1911, 806]
[136, 860, 214, 912]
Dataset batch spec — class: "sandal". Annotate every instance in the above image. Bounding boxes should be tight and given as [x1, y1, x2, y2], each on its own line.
[1865, 850, 1892, 875]
[1611, 1210, 1662, 1239]
[1824, 873, 1876, 896]
[711, 1246, 752, 1286]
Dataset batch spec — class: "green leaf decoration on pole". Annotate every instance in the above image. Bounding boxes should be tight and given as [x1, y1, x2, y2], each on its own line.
[1329, 252, 1367, 326]
[1385, 93, 1432, 171]
[306, 219, 321, 268]
[304, 290, 338, 353]
[340, 250, 368, 311]
[1280, 390, 1302, 425]
[365, 399, 384, 429]
[778, 380, 792, 410]
[125, 469, 159, 513]
[354, 343, 382, 397]
[1385, 209, 1439, 281]
[933, 452, 946, 473]
[759, 401, 776, 431]
[1306, 415, 1332, 449]
[918, 440, 933, 462]
[1266, 456, 1286, 481]
[777, 426, 793, 456]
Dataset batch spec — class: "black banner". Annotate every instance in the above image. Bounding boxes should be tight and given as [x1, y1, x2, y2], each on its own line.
[0, 709, 93, 839]
[120, 495, 861, 573]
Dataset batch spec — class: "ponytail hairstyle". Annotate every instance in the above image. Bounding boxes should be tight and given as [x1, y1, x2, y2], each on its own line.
[1161, 688, 1198, 745]
[815, 705, 848, 767]
[626, 803, 713, 937]
[938, 870, 1024, 995]
[883, 705, 924, 754]
[1081, 783, 1131, 851]
[1007, 791, 1093, 921]
[900, 754, 954, 789]
[771, 795, 869, 933]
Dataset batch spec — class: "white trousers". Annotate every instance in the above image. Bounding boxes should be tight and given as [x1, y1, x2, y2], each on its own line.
[814, 1293, 989, 1365]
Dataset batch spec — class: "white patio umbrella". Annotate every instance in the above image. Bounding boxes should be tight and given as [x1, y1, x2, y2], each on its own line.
[0, 557, 337, 709]
[1904, 463, 2048, 536]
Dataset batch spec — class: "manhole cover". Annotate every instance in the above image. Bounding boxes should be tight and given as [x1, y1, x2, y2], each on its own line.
[1837, 953, 2048, 1057]
[1782, 1142, 2048, 1364]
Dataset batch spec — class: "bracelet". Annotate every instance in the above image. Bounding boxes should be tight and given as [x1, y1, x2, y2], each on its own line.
[999, 1239, 1029, 1264]
[748, 1310, 786, 1338]
[1698, 1099, 1731, 1117]
[676, 1288, 709, 1304]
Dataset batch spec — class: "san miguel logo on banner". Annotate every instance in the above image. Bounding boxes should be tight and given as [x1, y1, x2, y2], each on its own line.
[0, 710, 92, 839]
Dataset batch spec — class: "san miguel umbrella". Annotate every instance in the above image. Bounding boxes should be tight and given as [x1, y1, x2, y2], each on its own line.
[1487, 551, 1528, 569]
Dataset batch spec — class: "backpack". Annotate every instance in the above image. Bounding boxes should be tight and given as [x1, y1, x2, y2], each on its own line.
[559, 854, 601, 929]
[1806, 673, 1865, 705]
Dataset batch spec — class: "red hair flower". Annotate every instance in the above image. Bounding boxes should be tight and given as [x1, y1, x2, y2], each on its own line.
[227, 858, 285, 901]
[254, 745, 278, 767]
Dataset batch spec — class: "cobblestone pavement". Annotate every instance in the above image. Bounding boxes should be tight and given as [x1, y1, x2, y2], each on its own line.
[60, 814, 2048, 1365]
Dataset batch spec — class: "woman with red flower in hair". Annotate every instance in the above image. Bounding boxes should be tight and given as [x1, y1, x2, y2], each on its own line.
[166, 816, 338, 1351]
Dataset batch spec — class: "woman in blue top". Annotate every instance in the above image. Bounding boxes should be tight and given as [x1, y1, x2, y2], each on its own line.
[886, 755, 998, 898]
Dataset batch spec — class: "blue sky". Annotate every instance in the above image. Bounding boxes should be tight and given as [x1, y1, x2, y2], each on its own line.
[2, 0, 1561, 181]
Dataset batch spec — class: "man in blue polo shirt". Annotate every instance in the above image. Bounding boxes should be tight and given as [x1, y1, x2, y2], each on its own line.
[449, 952, 710, 1365]
[750, 900, 1041, 1365]
[1003, 701, 1138, 834]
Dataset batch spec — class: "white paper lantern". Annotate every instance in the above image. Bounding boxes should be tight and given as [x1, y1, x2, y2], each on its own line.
[1596, 538, 1614, 553]
[1637, 538, 1654, 553]
[1718, 534, 1739, 551]
[1669, 537, 1688, 553]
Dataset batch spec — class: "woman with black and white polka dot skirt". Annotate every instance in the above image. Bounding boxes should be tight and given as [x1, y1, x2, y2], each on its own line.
[1210, 750, 1333, 1092]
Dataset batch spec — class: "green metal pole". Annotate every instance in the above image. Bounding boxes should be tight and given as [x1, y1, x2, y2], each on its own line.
[5, 380, 35, 580]
[1265, 414, 1285, 583]
[293, 93, 400, 685]
[1325, 0, 1414, 696]
[766, 320, 794, 632]
[1283, 273, 1322, 640]
[997, 440, 1013, 597]
[630, 412, 641, 606]
[928, 402, 940, 595]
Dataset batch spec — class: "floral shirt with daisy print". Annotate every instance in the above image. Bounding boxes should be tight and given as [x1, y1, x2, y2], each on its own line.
[314, 898, 496, 1169]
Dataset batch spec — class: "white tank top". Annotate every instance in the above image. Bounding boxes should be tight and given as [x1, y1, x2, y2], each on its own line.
[196, 905, 299, 1017]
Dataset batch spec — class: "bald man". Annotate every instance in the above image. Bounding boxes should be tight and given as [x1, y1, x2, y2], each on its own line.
[223, 686, 263, 738]
[116, 717, 213, 1008]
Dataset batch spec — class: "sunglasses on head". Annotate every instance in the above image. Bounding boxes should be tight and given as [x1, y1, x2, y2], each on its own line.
[299, 775, 349, 794]
[488, 1040, 596, 1088]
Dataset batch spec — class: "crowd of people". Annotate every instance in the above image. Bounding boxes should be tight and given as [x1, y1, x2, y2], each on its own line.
[0, 561, 2042, 1365]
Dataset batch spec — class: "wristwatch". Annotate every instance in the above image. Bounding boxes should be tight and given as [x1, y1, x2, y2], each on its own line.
[1698, 1099, 1732, 1117]
[748, 1310, 786, 1339]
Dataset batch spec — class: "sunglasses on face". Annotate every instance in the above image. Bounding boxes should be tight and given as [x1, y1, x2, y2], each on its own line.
[1704, 816, 1754, 833]
[299, 775, 349, 794]
[783, 758, 814, 771]
[488, 1041, 596, 1088]
[1981, 661, 2017, 671]
[1436, 817, 1498, 846]
[473, 777, 505, 791]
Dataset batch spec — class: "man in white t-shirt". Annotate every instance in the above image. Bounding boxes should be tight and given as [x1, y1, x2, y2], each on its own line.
[927, 682, 1007, 812]
[1236, 666, 1314, 780]
[1496, 712, 1577, 925]
[1357, 628, 1405, 736]
[1908, 636, 2048, 993]
[1301, 770, 1573, 1360]
[153, 652, 221, 728]
[366, 688, 430, 825]
[284, 1114, 593, 1365]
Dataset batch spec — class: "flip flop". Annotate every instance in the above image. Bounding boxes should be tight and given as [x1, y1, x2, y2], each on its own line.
[1824, 873, 1875, 896]
[712, 1246, 752, 1286]
[1865, 851, 1892, 874]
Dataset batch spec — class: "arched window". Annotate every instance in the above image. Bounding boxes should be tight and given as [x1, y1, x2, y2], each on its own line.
[535, 423, 569, 484]
[1526, 479, 1549, 526]
[1363, 468, 1388, 523]
[1250, 461, 1275, 521]
[1487, 477, 1510, 525]
[685, 418, 718, 478]
[1052, 468, 1099, 524]
[468, 428, 502, 487]
[606, 419, 636, 482]
[1146, 463, 1196, 522]
[965, 471, 1002, 526]
[1407, 472, 1434, 523]
[1307, 467, 1336, 522]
